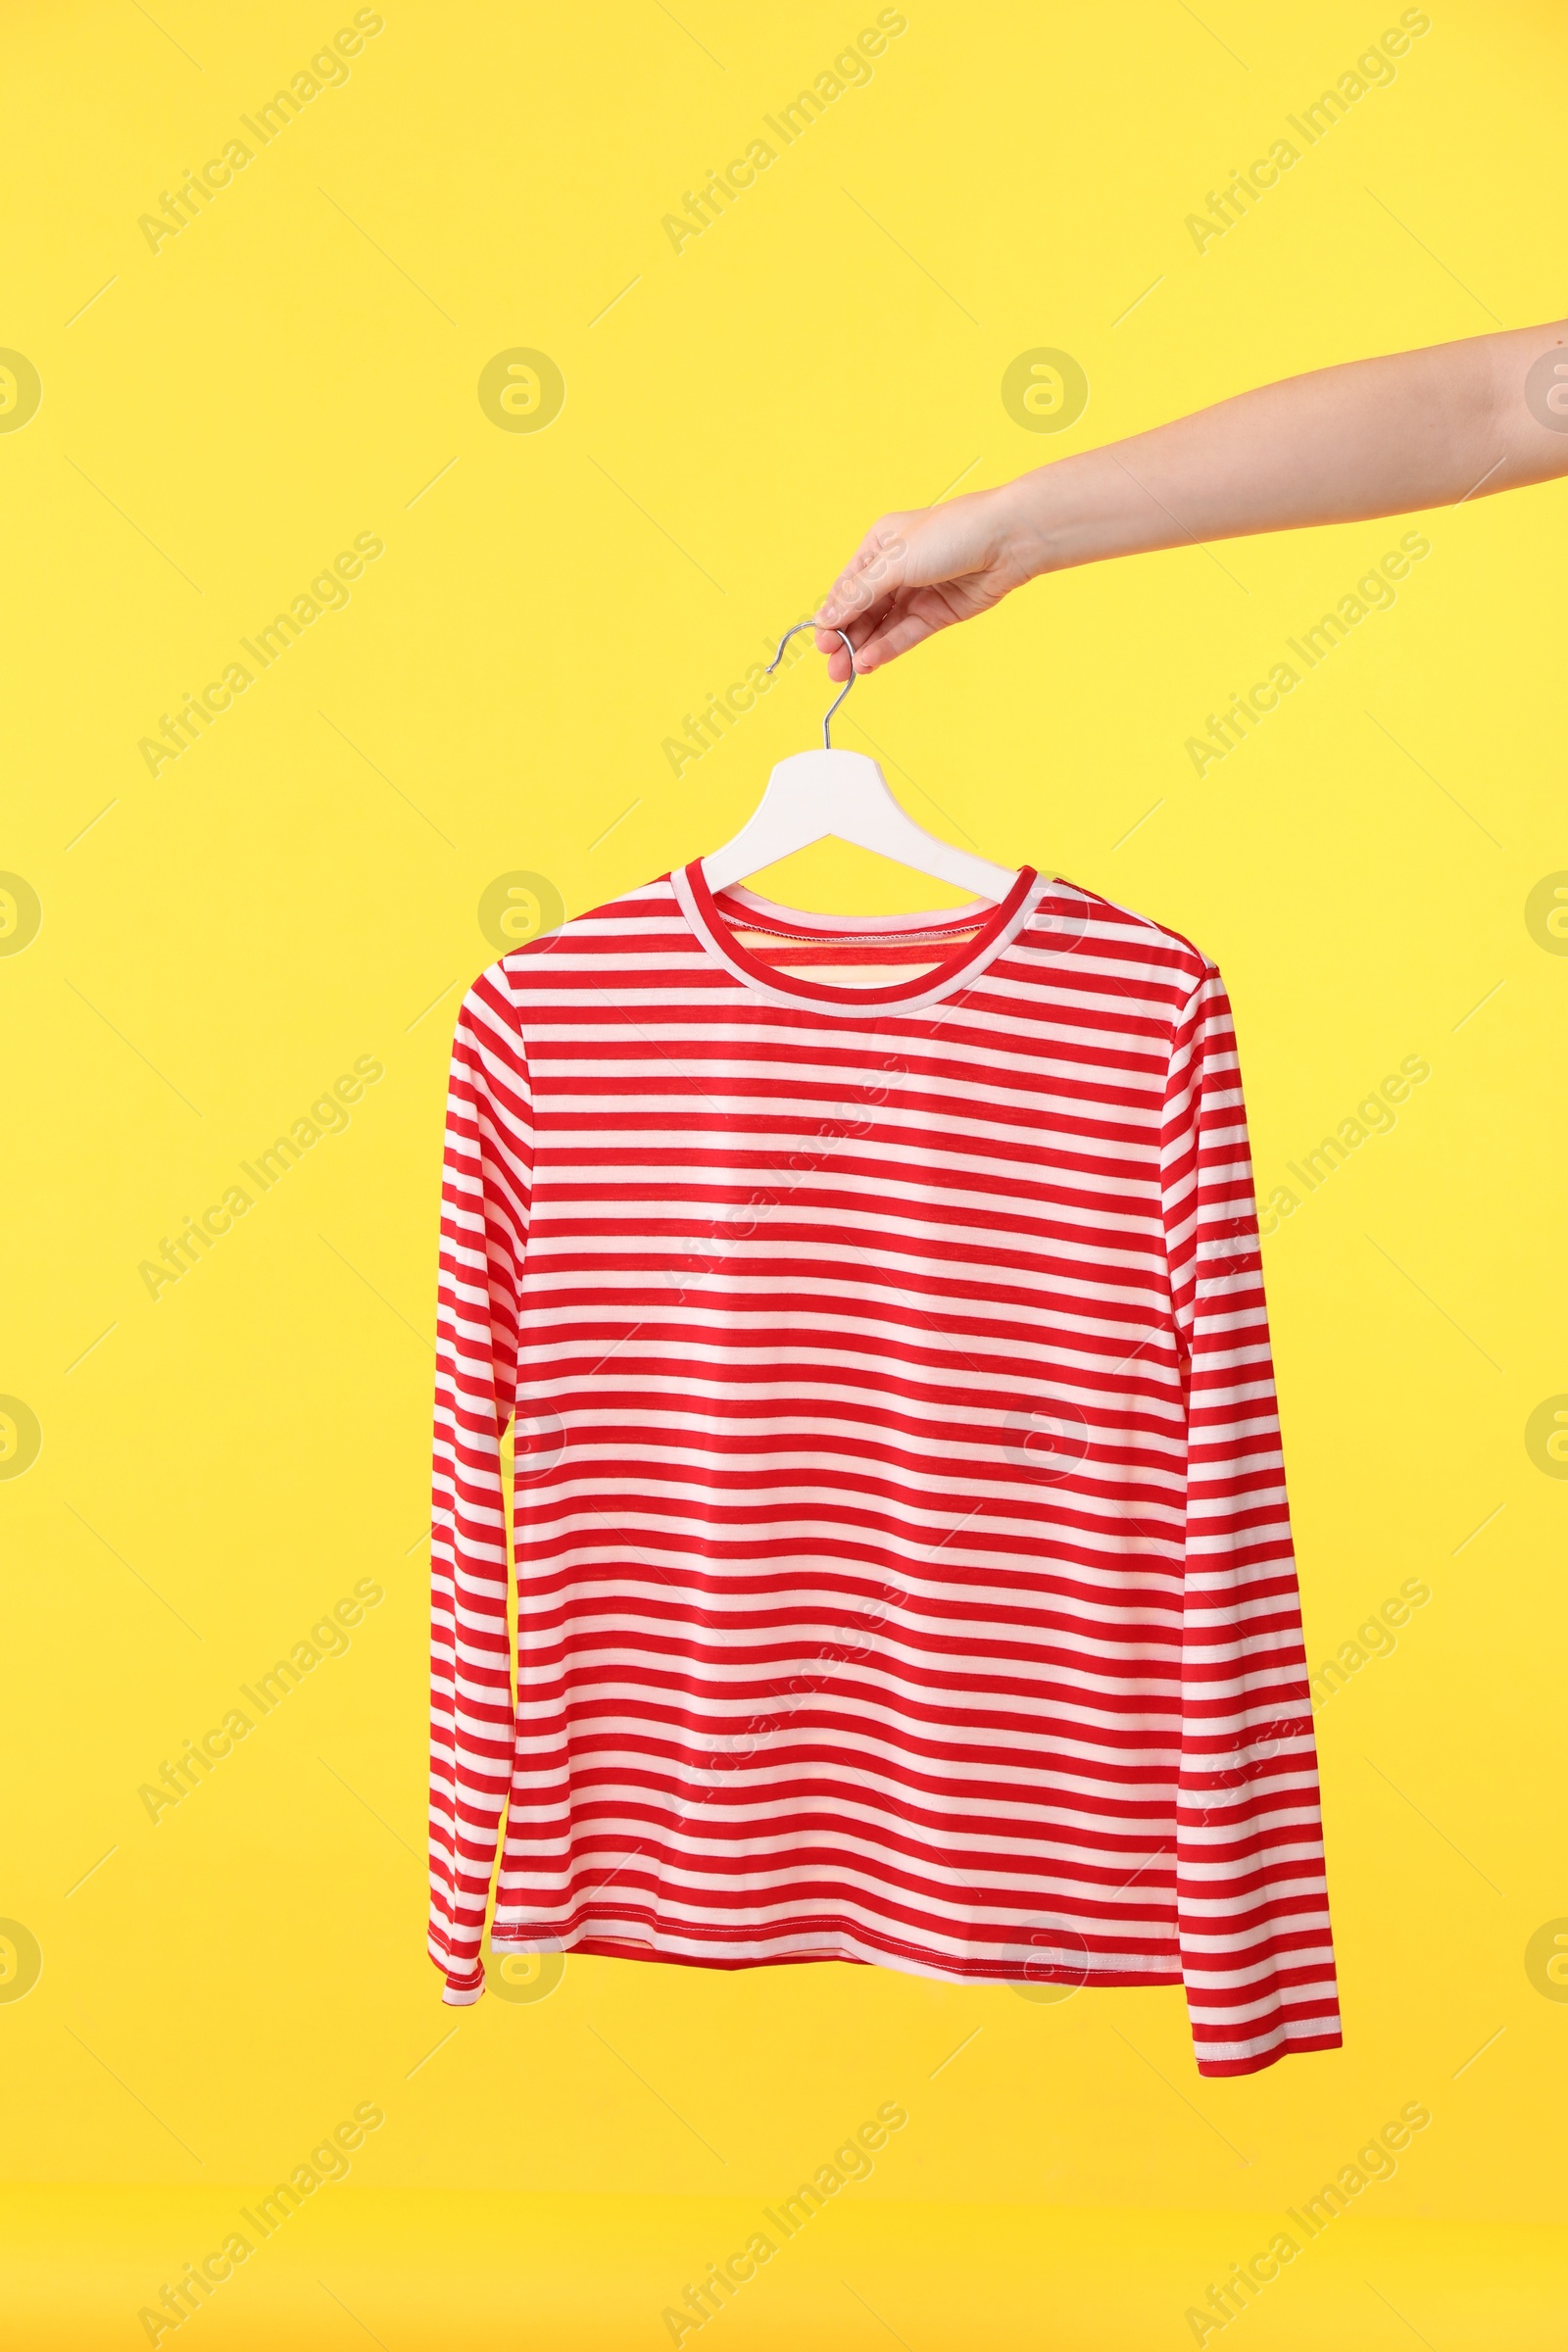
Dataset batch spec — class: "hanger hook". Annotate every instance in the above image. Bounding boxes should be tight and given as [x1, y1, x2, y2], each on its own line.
[766, 620, 858, 749]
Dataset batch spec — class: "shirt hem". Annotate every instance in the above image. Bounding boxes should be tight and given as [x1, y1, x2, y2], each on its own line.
[489, 1916, 1183, 1989]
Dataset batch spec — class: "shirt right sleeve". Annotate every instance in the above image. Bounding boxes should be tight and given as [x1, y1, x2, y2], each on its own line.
[1160, 964, 1343, 2077]
[428, 966, 532, 2005]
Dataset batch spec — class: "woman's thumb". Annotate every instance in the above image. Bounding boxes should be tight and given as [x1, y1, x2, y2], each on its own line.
[817, 513, 918, 624]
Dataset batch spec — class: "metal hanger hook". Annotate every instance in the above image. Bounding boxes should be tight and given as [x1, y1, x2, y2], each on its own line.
[766, 619, 858, 748]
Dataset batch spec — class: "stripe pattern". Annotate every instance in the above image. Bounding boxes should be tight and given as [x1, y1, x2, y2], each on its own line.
[428, 862, 1342, 2076]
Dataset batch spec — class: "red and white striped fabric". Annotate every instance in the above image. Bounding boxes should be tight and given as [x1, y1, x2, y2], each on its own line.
[428, 860, 1342, 2077]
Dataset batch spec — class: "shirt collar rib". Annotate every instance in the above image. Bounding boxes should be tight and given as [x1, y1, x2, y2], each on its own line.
[669, 858, 1049, 1016]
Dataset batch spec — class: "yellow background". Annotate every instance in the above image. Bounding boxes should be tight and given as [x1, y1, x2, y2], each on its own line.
[2, 0, 1563, 2343]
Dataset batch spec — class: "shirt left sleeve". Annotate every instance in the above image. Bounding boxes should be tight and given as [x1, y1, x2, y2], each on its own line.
[427, 966, 532, 2006]
[1160, 963, 1343, 2077]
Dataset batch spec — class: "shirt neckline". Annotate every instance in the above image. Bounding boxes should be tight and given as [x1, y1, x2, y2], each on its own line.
[671, 858, 1047, 1015]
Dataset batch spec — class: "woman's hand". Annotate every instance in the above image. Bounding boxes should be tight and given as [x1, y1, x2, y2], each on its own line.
[813, 484, 1041, 680]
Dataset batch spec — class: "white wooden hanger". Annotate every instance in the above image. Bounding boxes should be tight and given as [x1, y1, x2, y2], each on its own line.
[701, 621, 1020, 901]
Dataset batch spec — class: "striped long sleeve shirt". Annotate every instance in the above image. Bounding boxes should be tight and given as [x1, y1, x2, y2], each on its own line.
[427, 861, 1342, 2077]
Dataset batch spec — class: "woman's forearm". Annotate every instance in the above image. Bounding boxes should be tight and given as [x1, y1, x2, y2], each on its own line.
[1006, 319, 1568, 578]
[817, 319, 1568, 674]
